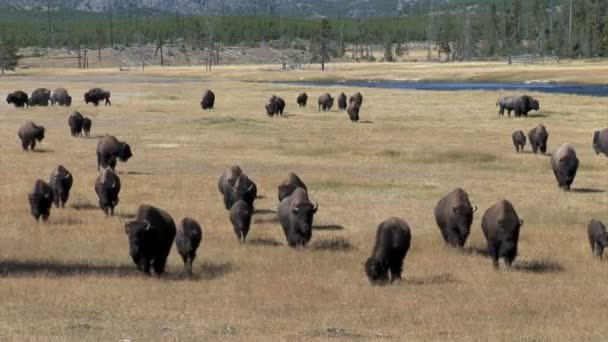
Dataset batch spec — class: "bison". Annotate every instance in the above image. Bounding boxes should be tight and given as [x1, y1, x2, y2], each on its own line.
[434, 188, 477, 248]
[278, 187, 318, 248]
[297, 92, 308, 107]
[347, 101, 360, 122]
[337, 93, 347, 110]
[175, 217, 203, 275]
[497, 96, 515, 117]
[278, 172, 307, 202]
[82, 117, 92, 137]
[218, 165, 257, 210]
[28, 179, 54, 221]
[229, 200, 253, 243]
[592, 128, 608, 157]
[50, 88, 72, 106]
[29, 88, 51, 107]
[550, 143, 579, 191]
[6, 90, 29, 108]
[18, 121, 45, 151]
[266, 95, 286, 117]
[84, 88, 111, 106]
[49, 165, 73, 208]
[68, 111, 84, 137]
[588, 219, 607, 259]
[481, 199, 524, 269]
[513, 95, 539, 117]
[318, 93, 334, 112]
[124, 204, 176, 276]
[95, 167, 121, 216]
[364, 217, 412, 285]
[528, 124, 549, 154]
[512, 130, 526, 152]
[349, 92, 363, 107]
[201, 90, 215, 110]
[96, 135, 132, 170]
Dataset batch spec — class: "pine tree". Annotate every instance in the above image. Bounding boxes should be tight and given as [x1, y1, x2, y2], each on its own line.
[395, 42, 404, 57]
[486, 2, 500, 56]
[319, 18, 332, 71]
[0, 38, 21, 75]
[383, 42, 394, 62]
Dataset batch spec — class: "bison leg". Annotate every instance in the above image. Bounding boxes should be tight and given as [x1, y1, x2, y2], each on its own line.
[389, 258, 404, 283]
[30, 140, 36, 151]
[488, 243, 500, 269]
[21, 140, 29, 151]
[152, 256, 167, 276]
[185, 257, 193, 276]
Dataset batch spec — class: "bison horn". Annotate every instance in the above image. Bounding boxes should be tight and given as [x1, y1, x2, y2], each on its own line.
[143, 220, 151, 230]
[519, 219, 524, 226]
[313, 201, 318, 213]
[44, 193, 51, 199]
[111, 181, 117, 189]
[64, 172, 71, 179]
[472, 205, 478, 213]
[246, 183, 255, 192]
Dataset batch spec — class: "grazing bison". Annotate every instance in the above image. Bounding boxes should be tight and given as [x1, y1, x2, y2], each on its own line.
[550, 143, 579, 191]
[18, 121, 45, 151]
[318, 93, 334, 111]
[481, 200, 524, 269]
[496, 96, 515, 116]
[84, 88, 111, 106]
[68, 111, 84, 137]
[28, 179, 54, 221]
[50, 88, 72, 106]
[528, 124, 549, 154]
[434, 188, 477, 248]
[49, 165, 73, 208]
[513, 95, 539, 117]
[278, 187, 318, 248]
[229, 200, 253, 243]
[364, 217, 412, 285]
[29, 88, 51, 106]
[592, 128, 608, 157]
[6, 90, 29, 108]
[512, 130, 526, 152]
[347, 101, 360, 122]
[349, 92, 363, 107]
[278, 172, 307, 202]
[96, 135, 132, 170]
[337, 93, 347, 110]
[297, 92, 308, 107]
[124, 204, 176, 276]
[265, 95, 285, 117]
[175, 217, 203, 274]
[82, 117, 92, 137]
[200, 90, 215, 110]
[588, 219, 607, 259]
[95, 167, 121, 216]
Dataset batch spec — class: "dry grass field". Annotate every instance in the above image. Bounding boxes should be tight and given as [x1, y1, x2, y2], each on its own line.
[1, 62, 607, 341]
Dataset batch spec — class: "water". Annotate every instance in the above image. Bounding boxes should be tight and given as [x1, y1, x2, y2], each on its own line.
[277, 80, 608, 97]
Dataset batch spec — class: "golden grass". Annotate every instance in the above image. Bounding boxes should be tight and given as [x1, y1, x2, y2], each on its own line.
[1, 64, 607, 341]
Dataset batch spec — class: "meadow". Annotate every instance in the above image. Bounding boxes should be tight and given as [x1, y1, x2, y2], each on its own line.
[1, 62, 607, 341]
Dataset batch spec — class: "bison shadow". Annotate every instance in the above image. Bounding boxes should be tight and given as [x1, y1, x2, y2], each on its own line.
[70, 199, 98, 211]
[118, 170, 154, 176]
[313, 224, 345, 231]
[526, 113, 548, 118]
[191, 261, 234, 280]
[253, 209, 277, 215]
[115, 211, 136, 219]
[0, 259, 136, 278]
[31, 148, 52, 153]
[404, 273, 458, 286]
[50, 216, 83, 226]
[463, 246, 491, 257]
[308, 327, 391, 339]
[570, 188, 605, 194]
[253, 215, 279, 224]
[357, 120, 374, 124]
[247, 237, 283, 247]
[255, 195, 266, 199]
[513, 258, 564, 273]
[311, 237, 354, 252]
[84, 135, 106, 139]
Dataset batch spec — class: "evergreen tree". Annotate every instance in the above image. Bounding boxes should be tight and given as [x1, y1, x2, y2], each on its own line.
[486, 2, 500, 56]
[0, 38, 21, 75]
[395, 42, 404, 57]
[383, 42, 394, 62]
[318, 18, 332, 71]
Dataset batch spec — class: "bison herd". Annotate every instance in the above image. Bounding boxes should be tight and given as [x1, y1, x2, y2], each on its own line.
[6, 85, 608, 284]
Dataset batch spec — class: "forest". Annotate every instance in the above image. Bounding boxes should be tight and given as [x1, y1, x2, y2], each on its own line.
[0, 0, 607, 60]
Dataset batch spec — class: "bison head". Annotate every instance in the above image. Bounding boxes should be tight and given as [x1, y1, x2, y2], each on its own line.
[232, 175, 256, 203]
[36, 126, 46, 142]
[364, 257, 389, 285]
[593, 131, 601, 155]
[118, 143, 133, 162]
[451, 204, 477, 247]
[28, 192, 52, 221]
[265, 102, 277, 116]
[530, 99, 540, 111]
[291, 201, 318, 235]
[6, 94, 13, 104]
[65, 96, 72, 107]
[124, 219, 152, 267]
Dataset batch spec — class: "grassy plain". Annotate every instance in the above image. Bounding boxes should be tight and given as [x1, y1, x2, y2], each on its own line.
[0, 62, 607, 341]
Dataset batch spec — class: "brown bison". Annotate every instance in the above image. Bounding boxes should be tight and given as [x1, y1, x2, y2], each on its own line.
[85, 88, 111, 106]
[550, 143, 579, 191]
[318, 93, 334, 111]
[6, 90, 29, 108]
[68, 111, 84, 137]
[434, 188, 477, 248]
[230, 200, 253, 243]
[18, 121, 45, 151]
[512, 130, 526, 152]
[528, 124, 549, 154]
[512, 95, 539, 117]
[175, 217, 203, 274]
[337, 93, 347, 110]
[496, 96, 515, 117]
[347, 101, 360, 122]
[364, 217, 411, 285]
[125, 204, 176, 276]
[96, 135, 132, 170]
[297, 92, 308, 107]
[201, 90, 215, 110]
[50, 88, 72, 106]
[592, 128, 608, 157]
[588, 219, 607, 259]
[349, 92, 363, 107]
[49, 165, 73, 209]
[266, 95, 286, 117]
[481, 200, 524, 269]
[95, 167, 121, 216]
[29, 88, 51, 106]
[218, 165, 257, 209]
[82, 117, 92, 137]
[278, 187, 318, 248]
[28, 179, 54, 221]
